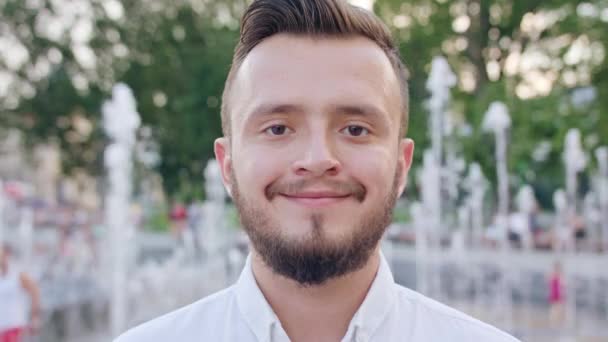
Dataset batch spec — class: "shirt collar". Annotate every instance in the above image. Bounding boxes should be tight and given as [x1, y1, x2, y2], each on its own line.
[235, 252, 397, 342]
[235, 255, 280, 342]
[344, 251, 397, 340]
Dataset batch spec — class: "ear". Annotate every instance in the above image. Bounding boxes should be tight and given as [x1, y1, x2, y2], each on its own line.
[214, 137, 233, 198]
[396, 138, 414, 197]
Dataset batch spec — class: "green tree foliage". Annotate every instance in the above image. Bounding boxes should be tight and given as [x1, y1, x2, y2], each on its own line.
[1, 0, 606, 202]
[113, 2, 242, 195]
[1, 0, 243, 197]
[375, 0, 607, 206]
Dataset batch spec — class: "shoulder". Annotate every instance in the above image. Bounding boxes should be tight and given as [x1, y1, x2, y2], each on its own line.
[114, 286, 237, 342]
[394, 285, 520, 342]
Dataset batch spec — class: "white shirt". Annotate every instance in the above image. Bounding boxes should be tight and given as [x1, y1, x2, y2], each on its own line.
[0, 269, 28, 331]
[116, 253, 520, 342]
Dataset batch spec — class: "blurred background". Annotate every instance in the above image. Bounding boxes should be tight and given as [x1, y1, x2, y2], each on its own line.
[0, 0, 607, 341]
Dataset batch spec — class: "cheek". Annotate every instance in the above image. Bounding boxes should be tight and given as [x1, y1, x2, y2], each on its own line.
[233, 147, 287, 194]
[341, 147, 395, 195]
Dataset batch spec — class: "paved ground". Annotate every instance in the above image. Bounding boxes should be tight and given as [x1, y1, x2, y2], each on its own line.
[46, 237, 608, 341]
[449, 301, 608, 341]
[66, 332, 109, 342]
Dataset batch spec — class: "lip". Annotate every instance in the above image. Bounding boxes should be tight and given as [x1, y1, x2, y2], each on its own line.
[280, 192, 351, 207]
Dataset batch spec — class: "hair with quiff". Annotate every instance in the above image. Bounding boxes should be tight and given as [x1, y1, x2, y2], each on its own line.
[221, 0, 410, 137]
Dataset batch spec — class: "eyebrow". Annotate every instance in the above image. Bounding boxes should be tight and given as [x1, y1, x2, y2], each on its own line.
[331, 104, 388, 123]
[247, 103, 388, 122]
[248, 103, 305, 119]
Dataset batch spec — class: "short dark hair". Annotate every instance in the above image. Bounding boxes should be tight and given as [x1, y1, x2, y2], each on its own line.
[221, 0, 410, 137]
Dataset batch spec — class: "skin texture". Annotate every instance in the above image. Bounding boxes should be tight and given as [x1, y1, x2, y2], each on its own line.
[215, 34, 414, 341]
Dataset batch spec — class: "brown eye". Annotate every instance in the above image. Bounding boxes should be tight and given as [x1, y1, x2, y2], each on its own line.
[265, 125, 289, 136]
[342, 125, 369, 137]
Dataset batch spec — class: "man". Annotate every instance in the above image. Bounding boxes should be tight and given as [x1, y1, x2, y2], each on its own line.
[0, 244, 41, 342]
[117, 0, 519, 341]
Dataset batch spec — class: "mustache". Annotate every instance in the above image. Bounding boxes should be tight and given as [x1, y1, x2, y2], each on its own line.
[265, 178, 366, 202]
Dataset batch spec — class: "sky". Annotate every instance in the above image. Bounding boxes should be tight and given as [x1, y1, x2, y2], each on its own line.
[348, 0, 375, 11]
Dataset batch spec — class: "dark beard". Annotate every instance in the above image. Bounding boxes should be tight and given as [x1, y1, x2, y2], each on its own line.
[231, 164, 401, 286]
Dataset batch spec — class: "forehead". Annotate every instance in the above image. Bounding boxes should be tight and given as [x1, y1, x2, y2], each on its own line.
[229, 34, 401, 130]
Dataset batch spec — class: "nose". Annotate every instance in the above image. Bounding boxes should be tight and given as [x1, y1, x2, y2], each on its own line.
[291, 133, 341, 177]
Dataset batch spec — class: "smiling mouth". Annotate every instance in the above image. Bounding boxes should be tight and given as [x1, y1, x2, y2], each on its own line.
[280, 193, 352, 207]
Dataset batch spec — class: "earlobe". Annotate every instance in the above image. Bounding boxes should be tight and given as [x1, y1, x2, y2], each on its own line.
[214, 137, 233, 198]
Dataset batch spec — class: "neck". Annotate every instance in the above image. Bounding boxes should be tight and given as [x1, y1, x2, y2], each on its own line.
[251, 247, 381, 342]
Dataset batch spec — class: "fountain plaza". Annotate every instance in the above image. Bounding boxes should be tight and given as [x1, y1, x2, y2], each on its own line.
[1, 65, 607, 341]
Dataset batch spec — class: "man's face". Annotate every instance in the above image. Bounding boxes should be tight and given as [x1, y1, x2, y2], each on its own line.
[216, 34, 414, 285]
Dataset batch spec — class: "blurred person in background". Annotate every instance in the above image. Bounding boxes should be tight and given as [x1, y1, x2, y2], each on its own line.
[548, 261, 565, 326]
[57, 203, 76, 256]
[0, 244, 41, 342]
[186, 200, 203, 258]
[169, 200, 187, 244]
